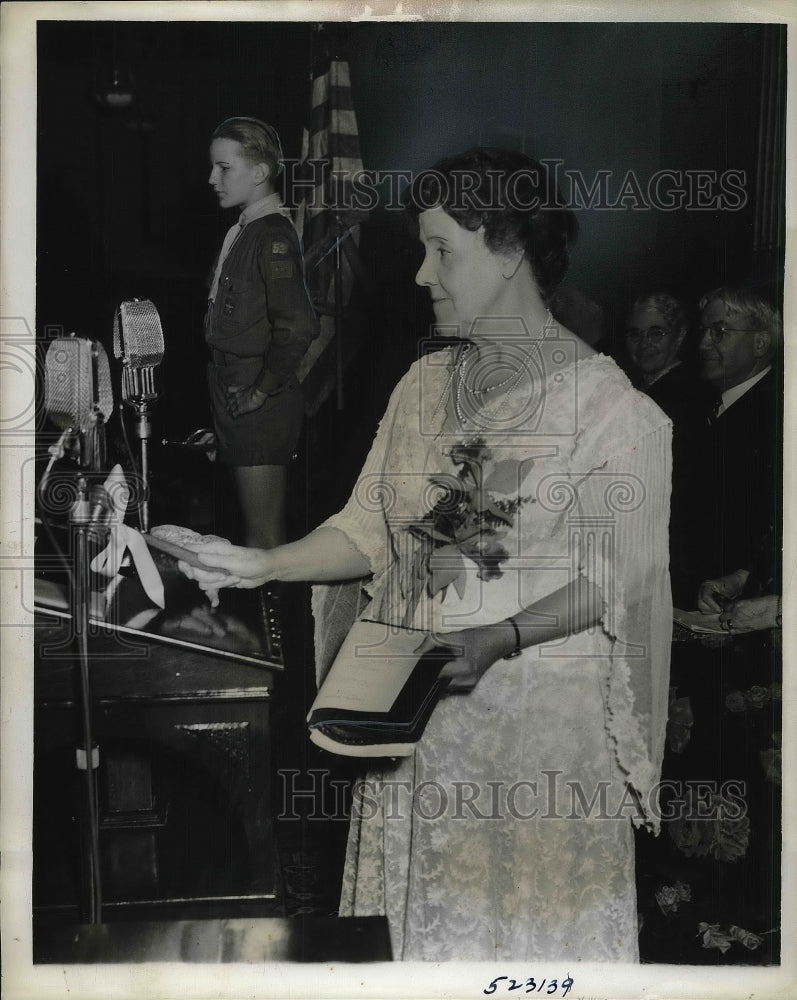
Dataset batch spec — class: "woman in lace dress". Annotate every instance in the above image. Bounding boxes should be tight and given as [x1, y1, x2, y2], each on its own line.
[178, 147, 673, 962]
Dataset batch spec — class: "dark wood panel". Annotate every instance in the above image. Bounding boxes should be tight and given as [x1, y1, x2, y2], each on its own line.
[34, 611, 281, 915]
[35, 617, 275, 704]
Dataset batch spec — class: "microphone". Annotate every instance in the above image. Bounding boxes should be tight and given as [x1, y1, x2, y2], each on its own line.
[112, 299, 166, 531]
[44, 335, 113, 473]
[113, 298, 165, 410]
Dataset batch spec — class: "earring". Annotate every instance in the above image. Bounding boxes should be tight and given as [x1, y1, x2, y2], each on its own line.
[501, 257, 524, 280]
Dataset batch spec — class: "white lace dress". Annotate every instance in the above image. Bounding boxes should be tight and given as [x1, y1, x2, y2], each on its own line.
[312, 343, 673, 962]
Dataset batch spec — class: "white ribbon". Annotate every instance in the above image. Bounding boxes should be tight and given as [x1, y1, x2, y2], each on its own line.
[90, 465, 165, 610]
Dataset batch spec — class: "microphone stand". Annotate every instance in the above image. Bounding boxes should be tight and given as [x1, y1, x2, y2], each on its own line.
[129, 401, 153, 533]
[121, 363, 158, 534]
[69, 476, 110, 924]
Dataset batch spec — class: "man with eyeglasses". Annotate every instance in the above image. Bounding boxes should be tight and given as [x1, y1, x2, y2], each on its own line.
[695, 285, 782, 626]
[635, 286, 783, 964]
[681, 285, 782, 961]
[698, 288, 781, 422]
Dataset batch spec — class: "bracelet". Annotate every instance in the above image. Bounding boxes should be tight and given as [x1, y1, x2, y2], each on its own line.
[775, 596, 782, 629]
[503, 617, 523, 659]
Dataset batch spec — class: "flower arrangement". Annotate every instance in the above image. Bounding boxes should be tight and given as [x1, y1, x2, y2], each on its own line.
[697, 922, 765, 954]
[667, 788, 750, 862]
[760, 732, 782, 784]
[724, 682, 780, 713]
[655, 880, 691, 916]
[666, 687, 694, 754]
[396, 438, 528, 627]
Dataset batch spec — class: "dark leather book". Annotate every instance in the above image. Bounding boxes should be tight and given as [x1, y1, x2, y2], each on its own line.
[307, 620, 455, 757]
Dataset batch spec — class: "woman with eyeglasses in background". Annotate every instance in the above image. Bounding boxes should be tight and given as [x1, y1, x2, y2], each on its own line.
[624, 292, 715, 425]
[634, 286, 783, 964]
[624, 293, 714, 606]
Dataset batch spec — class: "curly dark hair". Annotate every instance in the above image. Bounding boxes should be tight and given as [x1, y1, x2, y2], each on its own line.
[405, 147, 578, 299]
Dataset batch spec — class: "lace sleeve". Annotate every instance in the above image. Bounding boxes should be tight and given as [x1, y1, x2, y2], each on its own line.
[574, 420, 673, 832]
[311, 367, 415, 684]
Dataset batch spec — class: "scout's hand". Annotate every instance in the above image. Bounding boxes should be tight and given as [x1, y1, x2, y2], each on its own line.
[185, 428, 217, 461]
[225, 384, 267, 418]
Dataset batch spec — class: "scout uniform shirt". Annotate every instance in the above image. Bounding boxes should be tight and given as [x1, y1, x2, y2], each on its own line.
[205, 192, 318, 396]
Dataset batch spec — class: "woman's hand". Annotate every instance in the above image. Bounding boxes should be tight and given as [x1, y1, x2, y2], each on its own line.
[434, 626, 507, 693]
[719, 595, 780, 635]
[177, 539, 274, 606]
[224, 383, 267, 419]
[697, 568, 750, 613]
[433, 580, 604, 692]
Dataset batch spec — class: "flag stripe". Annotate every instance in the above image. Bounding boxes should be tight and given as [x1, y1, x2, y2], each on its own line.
[328, 133, 363, 161]
[310, 88, 355, 131]
[308, 133, 362, 164]
[296, 59, 367, 308]
[309, 130, 329, 160]
[329, 108, 359, 136]
[329, 156, 365, 176]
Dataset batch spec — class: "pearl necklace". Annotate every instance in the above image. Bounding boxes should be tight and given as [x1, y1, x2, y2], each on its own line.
[432, 342, 469, 421]
[452, 310, 553, 427]
[459, 345, 536, 395]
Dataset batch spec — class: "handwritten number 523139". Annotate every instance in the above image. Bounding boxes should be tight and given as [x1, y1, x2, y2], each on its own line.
[483, 975, 574, 996]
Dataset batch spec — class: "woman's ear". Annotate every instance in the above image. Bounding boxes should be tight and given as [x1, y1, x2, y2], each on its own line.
[675, 327, 687, 351]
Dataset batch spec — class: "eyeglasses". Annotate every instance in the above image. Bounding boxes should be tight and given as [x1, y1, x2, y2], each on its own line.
[699, 323, 762, 344]
[626, 326, 671, 343]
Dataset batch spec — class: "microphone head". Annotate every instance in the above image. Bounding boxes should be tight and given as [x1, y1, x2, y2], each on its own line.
[114, 299, 165, 367]
[44, 336, 113, 432]
[93, 341, 113, 421]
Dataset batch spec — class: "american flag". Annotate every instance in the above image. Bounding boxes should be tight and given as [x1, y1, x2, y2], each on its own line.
[295, 57, 367, 313]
